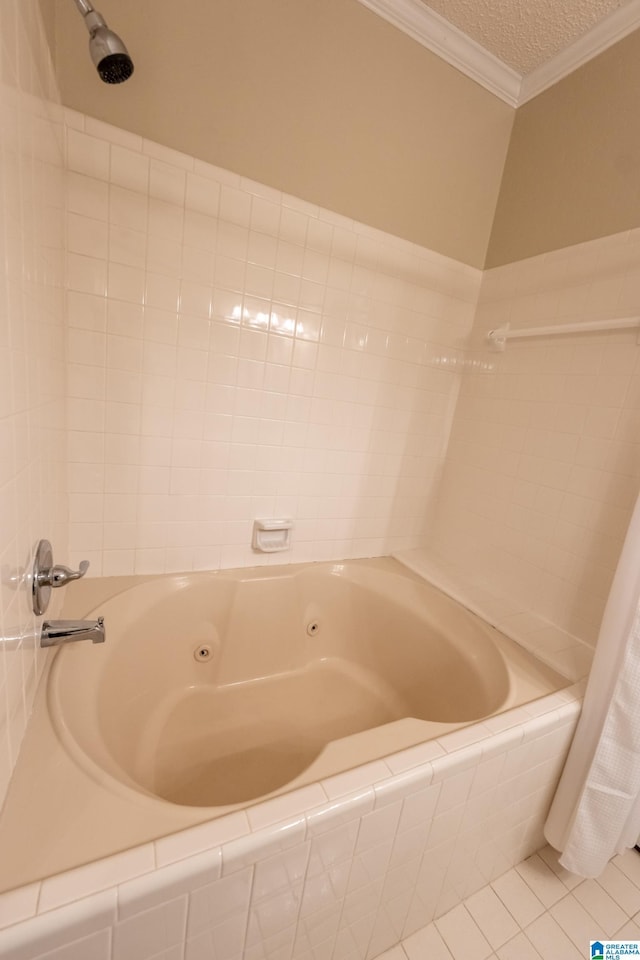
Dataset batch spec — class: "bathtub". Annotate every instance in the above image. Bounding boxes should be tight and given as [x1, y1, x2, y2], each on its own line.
[52, 557, 565, 811]
[0, 558, 583, 960]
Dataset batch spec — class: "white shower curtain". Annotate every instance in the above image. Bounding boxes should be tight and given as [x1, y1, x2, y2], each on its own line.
[544, 489, 640, 878]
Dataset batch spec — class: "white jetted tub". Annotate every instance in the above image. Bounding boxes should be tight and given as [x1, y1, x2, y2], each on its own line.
[52, 558, 563, 809]
[0, 557, 570, 893]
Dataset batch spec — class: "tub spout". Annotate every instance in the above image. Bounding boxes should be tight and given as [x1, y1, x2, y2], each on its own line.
[41, 618, 106, 647]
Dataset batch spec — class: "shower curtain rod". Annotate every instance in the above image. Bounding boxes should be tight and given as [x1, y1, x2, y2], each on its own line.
[487, 316, 640, 351]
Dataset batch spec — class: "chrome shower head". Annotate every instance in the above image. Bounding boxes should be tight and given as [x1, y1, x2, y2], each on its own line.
[73, 0, 134, 84]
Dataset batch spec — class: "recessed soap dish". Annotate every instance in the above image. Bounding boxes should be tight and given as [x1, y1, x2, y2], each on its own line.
[252, 519, 293, 553]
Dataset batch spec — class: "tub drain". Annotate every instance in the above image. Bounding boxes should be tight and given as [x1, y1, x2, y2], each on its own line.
[306, 620, 320, 637]
[194, 644, 213, 662]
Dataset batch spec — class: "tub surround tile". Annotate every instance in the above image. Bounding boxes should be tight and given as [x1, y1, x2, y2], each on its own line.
[322, 762, 393, 801]
[154, 811, 250, 867]
[186, 867, 253, 944]
[117, 848, 222, 921]
[384, 741, 446, 776]
[246, 785, 328, 833]
[112, 896, 188, 960]
[300, 822, 359, 918]
[0, 884, 40, 931]
[483, 707, 536, 735]
[373, 767, 435, 809]
[393, 549, 594, 682]
[3, 691, 579, 952]
[63, 116, 482, 580]
[479, 726, 524, 761]
[245, 847, 310, 954]
[38, 845, 156, 913]
[428, 233, 640, 649]
[223, 817, 308, 875]
[0, 0, 67, 815]
[30, 929, 112, 960]
[0, 890, 117, 960]
[435, 769, 475, 814]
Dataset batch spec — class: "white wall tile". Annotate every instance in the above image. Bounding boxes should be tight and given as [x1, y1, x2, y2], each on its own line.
[61, 116, 483, 574]
[112, 897, 187, 960]
[431, 233, 640, 646]
[31, 929, 111, 960]
[0, 0, 67, 813]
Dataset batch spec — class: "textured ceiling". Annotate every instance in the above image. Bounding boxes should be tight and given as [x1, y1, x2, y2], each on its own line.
[421, 0, 628, 73]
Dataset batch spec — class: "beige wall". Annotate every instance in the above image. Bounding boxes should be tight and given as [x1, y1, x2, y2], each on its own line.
[487, 29, 640, 267]
[51, 0, 513, 269]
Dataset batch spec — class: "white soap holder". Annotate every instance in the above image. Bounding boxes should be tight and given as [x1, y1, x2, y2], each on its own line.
[252, 519, 293, 553]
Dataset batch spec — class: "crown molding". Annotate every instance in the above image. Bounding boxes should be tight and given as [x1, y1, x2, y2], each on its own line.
[355, 0, 522, 106]
[356, 0, 640, 109]
[519, 0, 640, 104]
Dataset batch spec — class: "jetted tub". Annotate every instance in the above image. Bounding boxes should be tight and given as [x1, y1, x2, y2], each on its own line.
[0, 557, 571, 892]
[51, 557, 565, 809]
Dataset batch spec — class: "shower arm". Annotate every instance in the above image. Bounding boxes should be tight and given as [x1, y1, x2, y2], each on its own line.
[73, 0, 107, 33]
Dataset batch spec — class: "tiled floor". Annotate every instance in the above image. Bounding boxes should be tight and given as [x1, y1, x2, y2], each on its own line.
[378, 845, 640, 960]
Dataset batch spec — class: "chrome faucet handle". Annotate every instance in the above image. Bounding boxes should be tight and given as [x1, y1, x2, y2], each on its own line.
[50, 560, 90, 587]
[32, 540, 90, 617]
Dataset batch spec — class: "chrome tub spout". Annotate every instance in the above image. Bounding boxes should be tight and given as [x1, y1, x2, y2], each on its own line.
[41, 618, 105, 648]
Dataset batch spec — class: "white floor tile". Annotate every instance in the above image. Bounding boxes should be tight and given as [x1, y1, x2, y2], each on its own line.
[491, 870, 546, 927]
[387, 847, 640, 960]
[516, 855, 568, 907]
[402, 923, 454, 960]
[496, 932, 543, 960]
[373, 947, 407, 960]
[537, 845, 583, 890]
[572, 878, 629, 935]
[550, 894, 599, 950]
[617, 919, 640, 938]
[613, 850, 640, 889]
[524, 913, 582, 960]
[435, 905, 493, 960]
[596, 862, 640, 917]
[465, 886, 520, 949]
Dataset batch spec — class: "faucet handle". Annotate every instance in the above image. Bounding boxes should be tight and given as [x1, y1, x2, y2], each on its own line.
[50, 560, 90, 587]
[32, 540, 90, 616]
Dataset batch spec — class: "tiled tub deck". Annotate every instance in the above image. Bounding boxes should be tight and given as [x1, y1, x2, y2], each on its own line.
[0, 681, 582, 960]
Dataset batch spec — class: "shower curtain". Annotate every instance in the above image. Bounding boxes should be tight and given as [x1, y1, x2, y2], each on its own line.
[544, 489, 640, 878]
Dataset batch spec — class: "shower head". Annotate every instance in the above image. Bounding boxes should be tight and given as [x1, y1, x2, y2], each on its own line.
[73, 0, 134, 84]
